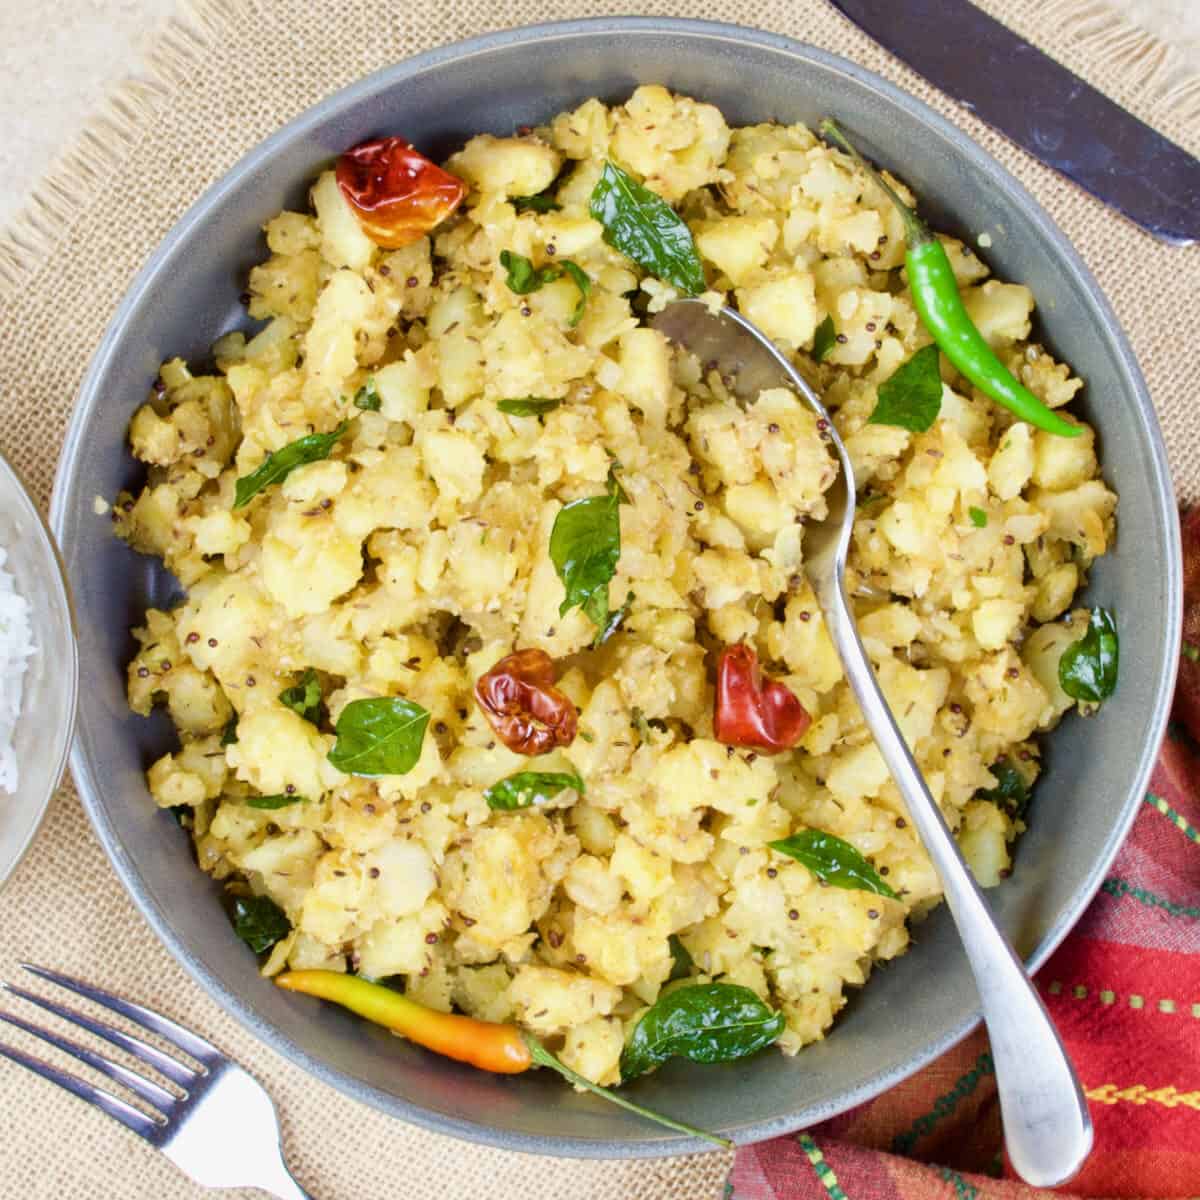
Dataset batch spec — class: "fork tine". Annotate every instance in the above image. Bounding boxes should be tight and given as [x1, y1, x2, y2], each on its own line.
[0, 1008, 176, 1113]
[20, 963, 219, 1063]
[1, 983, 197, 1090]
[0, 1040, 162, 1140]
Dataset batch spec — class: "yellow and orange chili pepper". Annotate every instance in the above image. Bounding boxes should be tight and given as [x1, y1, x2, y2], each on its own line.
[277, 971, 529, 1072]
[275, 970, 731, 1147]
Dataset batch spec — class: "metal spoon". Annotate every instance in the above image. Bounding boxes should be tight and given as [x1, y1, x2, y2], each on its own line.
[653, 298, 1093, 1187]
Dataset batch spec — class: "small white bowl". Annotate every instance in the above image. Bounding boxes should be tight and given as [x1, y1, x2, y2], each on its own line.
[0, 452, 77, 889]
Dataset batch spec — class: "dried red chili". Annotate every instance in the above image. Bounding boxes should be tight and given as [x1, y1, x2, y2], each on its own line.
[474, 649, 578, 756]
[713, 643, 811, 754]
[335, 137, 465, 249]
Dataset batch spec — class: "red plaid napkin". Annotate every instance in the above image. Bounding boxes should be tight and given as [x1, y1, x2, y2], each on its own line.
[728, 511, 1199, 1200]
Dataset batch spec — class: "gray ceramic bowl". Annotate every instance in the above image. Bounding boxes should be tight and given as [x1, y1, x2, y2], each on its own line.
[51, 18, 1180, 1157]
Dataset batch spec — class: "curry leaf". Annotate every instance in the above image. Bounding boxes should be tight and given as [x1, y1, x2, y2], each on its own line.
[768, 829, 897, 898]
[667, 935, 694, 982]
[327, 697, 430, 776]
[582, 588, 611, 632]
[230, 894, 290, 954]
[244, 793, 307, 810]
[605, 463, 630, 505]
[868, 344, 942, 433]
[353, 378, 381, 411]
[559, 260, 591, 327]
[630, 706, 654, 744]
[499, 250, 590, 325]
[812, 315, 837, 363]
[279, 668, 324, 727]
[589, 161, 705, 296]
[233, 423, 349, 508]
[485, 770, 584, 811]
[220, 713, 239, 746]
[593, 590, 634, 648]
[968, 506, 988, 528]
[550, 471, 625, 634]
[500, 249, 563, 294]
[511, 191, 561, 214]
[1059, 607, 1119, 704]
[975, 758, 1031, 820]
[620, 983, 785, 1081]
[497, 397, 562, 417]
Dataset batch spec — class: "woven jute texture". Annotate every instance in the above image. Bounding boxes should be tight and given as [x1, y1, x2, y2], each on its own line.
[0, 1, 1196, 1197]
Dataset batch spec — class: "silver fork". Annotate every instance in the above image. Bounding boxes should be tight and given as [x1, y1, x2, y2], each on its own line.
[0, 963, 312, 1198]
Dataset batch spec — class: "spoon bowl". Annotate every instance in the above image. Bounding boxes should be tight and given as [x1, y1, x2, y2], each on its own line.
[651, 301, 855, 579]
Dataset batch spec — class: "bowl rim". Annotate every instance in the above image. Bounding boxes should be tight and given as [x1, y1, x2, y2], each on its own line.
[50, 15, 1182, 1158]
[0, 449, 79, 892]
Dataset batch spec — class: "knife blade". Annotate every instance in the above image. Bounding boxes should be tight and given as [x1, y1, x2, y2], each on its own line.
[829, 0, 1200, 245]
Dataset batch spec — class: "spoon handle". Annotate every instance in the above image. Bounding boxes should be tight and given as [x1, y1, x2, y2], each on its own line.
[816, 574, 1093, 1187]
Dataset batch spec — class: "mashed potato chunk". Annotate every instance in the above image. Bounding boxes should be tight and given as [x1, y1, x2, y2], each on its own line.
[117, 89, 1114, 1085]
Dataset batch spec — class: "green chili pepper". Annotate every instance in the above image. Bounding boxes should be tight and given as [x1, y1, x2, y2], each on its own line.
[820, 121, 1080, 440]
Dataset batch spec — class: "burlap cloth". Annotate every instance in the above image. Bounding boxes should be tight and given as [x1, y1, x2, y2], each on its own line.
[0, 1, 1196, 1196]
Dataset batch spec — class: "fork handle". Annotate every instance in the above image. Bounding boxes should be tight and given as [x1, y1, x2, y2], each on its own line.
[253, 1157, 315, 1200]
[819, 576, 1093, 1187]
